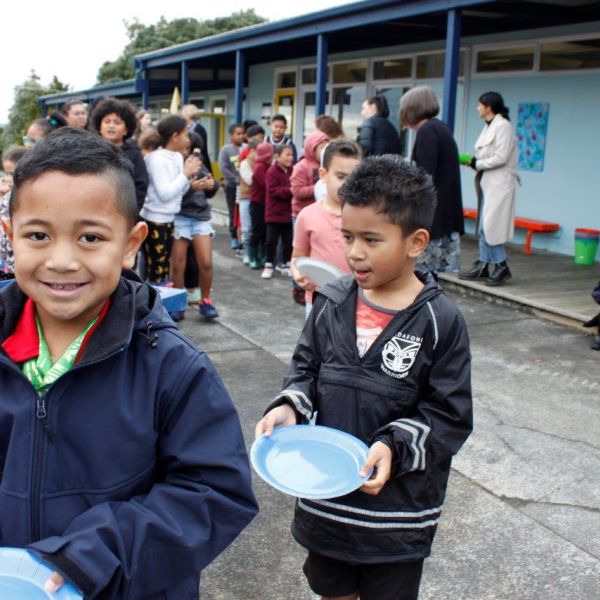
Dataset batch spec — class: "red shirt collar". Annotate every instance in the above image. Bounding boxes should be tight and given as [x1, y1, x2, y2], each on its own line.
[1, 299, 111, 364]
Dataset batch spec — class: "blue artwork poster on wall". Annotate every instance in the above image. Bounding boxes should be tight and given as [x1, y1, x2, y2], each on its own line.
[516, 102, 550, 172]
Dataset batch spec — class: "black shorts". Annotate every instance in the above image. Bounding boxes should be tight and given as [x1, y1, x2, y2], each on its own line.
[303, 551, 424, 600]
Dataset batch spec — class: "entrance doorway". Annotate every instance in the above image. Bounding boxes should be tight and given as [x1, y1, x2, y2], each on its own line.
[274, 89, 296, 137]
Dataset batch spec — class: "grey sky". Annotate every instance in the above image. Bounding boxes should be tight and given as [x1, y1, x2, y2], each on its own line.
[2, 0, 351, 123]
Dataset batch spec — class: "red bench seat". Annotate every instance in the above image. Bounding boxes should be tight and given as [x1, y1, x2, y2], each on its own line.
[463, 208, 559, 255]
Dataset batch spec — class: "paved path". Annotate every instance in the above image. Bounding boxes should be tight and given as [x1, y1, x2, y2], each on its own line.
[177, 228, 599, 600]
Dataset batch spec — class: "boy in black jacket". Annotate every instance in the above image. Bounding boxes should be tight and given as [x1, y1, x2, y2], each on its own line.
[256, 156, 472, 600]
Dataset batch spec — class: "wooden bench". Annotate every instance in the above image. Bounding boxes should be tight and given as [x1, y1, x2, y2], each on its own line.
[463, 208, 560, 255]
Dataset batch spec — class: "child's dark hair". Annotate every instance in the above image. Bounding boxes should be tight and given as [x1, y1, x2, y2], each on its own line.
[242, 119, 258, 131]
[90, 98, 138, 139]
[29, 111, 67, 138]
[274, 144, 293, 157]
[271, 114, 287, 125]
[155, 115, 187, 147]
[339, 155, 436, 235]
[478, 91, 510, 121]
[11, 128, 138, 228]
[245, 124, 265, 138]
[315, 115, 344, 139]
[2, 146, 29, 165]
[322, 140, 362, 170]
[229, 123, 243, 135]
[366, 96, 390, 118]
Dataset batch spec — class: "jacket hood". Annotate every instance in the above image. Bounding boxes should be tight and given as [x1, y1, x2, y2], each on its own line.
[317, 272, 442, 312]
[302, 130, 329, 163]
[255, 142, 274, 164]
[0, 271, 177, 365]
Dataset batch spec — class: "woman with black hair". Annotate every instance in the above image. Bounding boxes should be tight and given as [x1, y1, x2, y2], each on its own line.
[90, 98, 149, 215]
[23, 112, 66, 147]
[460, 91, 518, 286]
[358, 95, 402, 156]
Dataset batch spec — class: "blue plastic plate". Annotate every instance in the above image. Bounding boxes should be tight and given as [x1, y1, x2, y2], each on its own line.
[251, 425, 372, 499]
[152, 285, 188, 313]
[0, 548, 82, 599]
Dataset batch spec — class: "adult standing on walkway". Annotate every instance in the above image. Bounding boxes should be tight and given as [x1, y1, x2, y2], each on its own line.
[358, 95, 402, 156]
[400, 86, 463, 273]
[460, 92, 518, 286]
[182, 104, 213, 174]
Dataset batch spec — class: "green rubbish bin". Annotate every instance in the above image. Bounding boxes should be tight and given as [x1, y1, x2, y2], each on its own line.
[574, 228, 600, 265]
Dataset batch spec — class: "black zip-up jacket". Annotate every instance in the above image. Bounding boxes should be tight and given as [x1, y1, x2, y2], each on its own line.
[267, 274, 472, 563]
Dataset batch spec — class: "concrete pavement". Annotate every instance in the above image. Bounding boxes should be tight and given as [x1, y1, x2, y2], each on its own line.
[177, 226, 599, 600]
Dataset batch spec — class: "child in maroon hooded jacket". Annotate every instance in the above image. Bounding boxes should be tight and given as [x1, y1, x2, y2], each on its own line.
[262, 145, 295, 279]
[248, 142, 274, 269]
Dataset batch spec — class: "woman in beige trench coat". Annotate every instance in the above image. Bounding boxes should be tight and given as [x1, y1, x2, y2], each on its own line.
[460, 92, 518, 286]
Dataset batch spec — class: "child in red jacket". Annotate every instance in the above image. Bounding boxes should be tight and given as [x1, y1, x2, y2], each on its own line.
[262, 145, 294, 279]
[248, 142, 274, 269]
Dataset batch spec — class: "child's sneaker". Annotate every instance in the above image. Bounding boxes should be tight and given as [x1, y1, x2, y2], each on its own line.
[230, 238, 240, 250]
[292, 288, 306, 305]
[187, 288, 201, 304]
[276, 263, 292, 277]
[169, 310, 185, 322]
[199, 299, 219, 320]
[261, 263, 274, 279]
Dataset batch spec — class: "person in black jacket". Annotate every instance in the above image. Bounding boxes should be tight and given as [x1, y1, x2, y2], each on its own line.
[400, 85, 464, 274]
[90, 97, 149, 215]
[256, 156, 472, 600]
[358, 96, 402, 156]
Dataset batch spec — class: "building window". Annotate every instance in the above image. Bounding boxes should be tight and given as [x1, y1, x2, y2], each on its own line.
[332, 61, 367, 84]
[217, 69, 236, 81]
[302, 67, 318, 85]
[373, 58, 413, 80]
[476, 46, 535, 73]
[540, 38, 600, 71]
[331, 86, 365, 142]
[276, 70, 297, 88]
[416, 51, 465, 79]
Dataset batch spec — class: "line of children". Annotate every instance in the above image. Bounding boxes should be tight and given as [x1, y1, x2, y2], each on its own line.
[217, 123, 244, 250]
[262, 145, 295, 279]
[256, 156, 472, 600]
[0, 128, 257, 598]
[291, 140, 362, 316]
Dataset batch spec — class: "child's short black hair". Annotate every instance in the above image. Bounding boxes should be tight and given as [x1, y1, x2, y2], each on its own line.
[245, 124, 265, 138]
[229, 123, 243, 135]
[271, 114, 287, 125]
[90, 97, 138, 139]
[322, 140, 362, 170]
[2, 146, 29, 165]
[339, 155, 437, 235]
[274, 144, 293, 157]
[11, 128, 138, 228]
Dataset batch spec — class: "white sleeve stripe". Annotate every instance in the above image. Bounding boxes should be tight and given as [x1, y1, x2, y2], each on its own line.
[391, 422, 420, 471]
[274, 391, 312, 419]
[401, 418, 430, 470]
[315, 298, 329, 324]
[426, 301, 439, 350]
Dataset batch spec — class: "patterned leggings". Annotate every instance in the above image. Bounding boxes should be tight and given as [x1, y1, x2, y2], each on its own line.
[144, 221, 174, 283]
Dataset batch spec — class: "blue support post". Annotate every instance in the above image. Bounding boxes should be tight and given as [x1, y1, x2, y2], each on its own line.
[142, 90, 149, 110]
[235, 50, 245, 124]
[181, 61, 189, 106]
[442, 9, 462, 133]
[316, 34, 328, 116]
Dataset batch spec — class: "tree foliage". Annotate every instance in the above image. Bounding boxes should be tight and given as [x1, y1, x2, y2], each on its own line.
[1, 72, 69, 150]
[97, 10, 267, 84]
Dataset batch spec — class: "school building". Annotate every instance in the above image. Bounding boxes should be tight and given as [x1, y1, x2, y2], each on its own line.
[40, 0, 600, 260]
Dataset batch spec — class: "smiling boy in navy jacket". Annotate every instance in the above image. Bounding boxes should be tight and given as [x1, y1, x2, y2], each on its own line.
[0, 128, 258, 599]
[256, 157, 472, 600]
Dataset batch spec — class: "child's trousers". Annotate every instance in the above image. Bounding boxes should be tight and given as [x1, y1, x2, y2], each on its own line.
[265, 222, 293, 265]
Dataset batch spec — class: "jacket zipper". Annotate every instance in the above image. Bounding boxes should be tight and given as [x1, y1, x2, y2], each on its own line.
[0, 345, 127, 541]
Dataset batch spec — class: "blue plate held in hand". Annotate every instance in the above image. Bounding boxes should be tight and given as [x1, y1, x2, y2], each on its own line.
[0, 548, 83, 599]
[251, 425, 372, 499]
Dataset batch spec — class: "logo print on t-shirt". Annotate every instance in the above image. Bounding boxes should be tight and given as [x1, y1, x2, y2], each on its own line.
[381, 332, 423, 379]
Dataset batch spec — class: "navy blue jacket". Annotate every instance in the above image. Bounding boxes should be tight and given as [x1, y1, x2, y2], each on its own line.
[0, 274, 258, 599]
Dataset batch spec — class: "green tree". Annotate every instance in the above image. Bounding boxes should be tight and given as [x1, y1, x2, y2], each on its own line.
[1, 71, 70, 150]
[97, 10, 267, 84]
